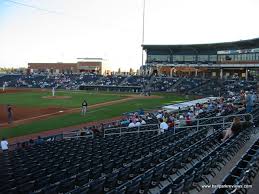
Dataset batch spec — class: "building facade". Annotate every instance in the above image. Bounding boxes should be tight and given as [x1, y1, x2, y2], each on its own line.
[28, 61, 103, 74]
[141, 38, 259, 80]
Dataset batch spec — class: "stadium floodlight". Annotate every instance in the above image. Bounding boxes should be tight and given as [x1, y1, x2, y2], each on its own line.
[141, 0, 146, 67]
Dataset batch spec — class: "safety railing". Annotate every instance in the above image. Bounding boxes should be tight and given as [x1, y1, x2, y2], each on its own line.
[103, 113, 253, 137]
[62, 130, 94, 139]
[104, 124, 160, 137]
[173, 113, 254, 134]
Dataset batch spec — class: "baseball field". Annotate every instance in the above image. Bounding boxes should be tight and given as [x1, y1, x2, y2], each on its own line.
[0, 88, 191, 140]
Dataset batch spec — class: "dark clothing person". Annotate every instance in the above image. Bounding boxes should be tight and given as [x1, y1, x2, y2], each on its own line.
[7, 105, 13, 124]
[222, 117, 241, 141]
[35, 136, 44, 145]
[231, 123, 242, 134]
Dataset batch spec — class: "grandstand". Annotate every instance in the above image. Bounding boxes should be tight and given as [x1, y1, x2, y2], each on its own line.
[142, 38, 259, 80]
[0, 79, 258, 193]
[1, 0, 259, 193]
[0, 29, 259, 194]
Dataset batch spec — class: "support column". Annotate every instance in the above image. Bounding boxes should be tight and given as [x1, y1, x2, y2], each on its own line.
[202, 71, 205, 78]
[220, 68, 223, 79]
[170, 68, 173, 77]
[195, 68, 198, 77]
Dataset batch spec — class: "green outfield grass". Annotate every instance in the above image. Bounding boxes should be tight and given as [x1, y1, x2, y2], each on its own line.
[0, 91, 193, 138]
[0, 90, 125, 108]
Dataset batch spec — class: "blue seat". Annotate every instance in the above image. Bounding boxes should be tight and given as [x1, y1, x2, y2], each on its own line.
[151, 164, 165, 187]
[125, 177, 141, 194]
[104, 171, 119, 192]
[88, 176, 106, 194]
[139, 169, 153, 194]
[117, 165, 131, 185]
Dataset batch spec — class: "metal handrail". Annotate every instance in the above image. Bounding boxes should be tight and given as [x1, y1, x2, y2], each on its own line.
[104, 123, 159, 132]
[104, 113, 253, 137]
[62, 130, 94, 139]
[189, 113, 253, 123]
[104, 123, 160, 137]
[63, 135, 93, 139]
[174, 113, 254, 133]
[104, 129, 160, 137]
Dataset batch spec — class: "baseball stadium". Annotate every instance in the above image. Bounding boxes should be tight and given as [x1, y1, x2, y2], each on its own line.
[0, 1, 259, 194]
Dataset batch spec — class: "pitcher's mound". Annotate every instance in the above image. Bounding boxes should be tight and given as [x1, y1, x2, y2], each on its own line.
[42, 96, 71, 99]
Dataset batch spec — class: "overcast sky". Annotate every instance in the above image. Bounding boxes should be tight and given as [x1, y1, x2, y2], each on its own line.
[1, 0, 259, 71]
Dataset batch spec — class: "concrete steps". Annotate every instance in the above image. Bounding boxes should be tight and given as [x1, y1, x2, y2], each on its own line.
[195, 129, 259, 194]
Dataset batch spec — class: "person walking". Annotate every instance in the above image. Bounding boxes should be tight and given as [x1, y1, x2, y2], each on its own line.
[81, 100, 88, 116]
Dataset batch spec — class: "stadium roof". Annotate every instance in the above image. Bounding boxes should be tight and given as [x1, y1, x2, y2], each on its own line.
[142, 37, 259, 52]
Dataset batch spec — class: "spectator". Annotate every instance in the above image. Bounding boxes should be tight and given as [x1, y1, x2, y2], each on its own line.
[138, 109, 144, 116]
[159, 118, 168, 134]
[80, 128, 86, 137]
[185, 115, 192, 126]
[29, 139, 34, 147]
[35, 136, 44, 145]
[128, 120, 135, 128]
[178, 115, 186, 127]
[156, 111, 163, 119]
[221, 117, 242, 141]
[135, 120, 141, 127]
[252, 92, 257, 104]
[1, 138, 8, 152]
[140, 118, 146, 125]
[246, 92, 254, 113]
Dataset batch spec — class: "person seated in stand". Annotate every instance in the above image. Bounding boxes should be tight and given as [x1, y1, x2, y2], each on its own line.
[1, 138, 9, 152]
[80, 128, 86, 137]
[178, 115, 186, 127]
[140, 118, 146, 125]
[185, 115, 192, 126]
[159, 118, 168, 134]
[128, 120, 136, 128]
[221, 117, 242, 142]
[135, 120, 141, 127]
[29, 139, 34, 147]
[138, 109, 145, 116]
[35, 136, 44, 145]
[156, 111, 163, 119]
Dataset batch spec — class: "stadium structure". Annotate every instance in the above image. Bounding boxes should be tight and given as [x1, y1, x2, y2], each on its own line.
[141, 37, 259, 79]
[28, 58, 105, 75]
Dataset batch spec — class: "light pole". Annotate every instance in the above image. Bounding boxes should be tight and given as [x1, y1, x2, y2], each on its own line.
[141, 0, 146, 67]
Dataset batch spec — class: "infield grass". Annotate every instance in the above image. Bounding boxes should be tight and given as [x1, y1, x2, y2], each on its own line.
[0, 90, 125, 108]
[0, 92, 193, 138]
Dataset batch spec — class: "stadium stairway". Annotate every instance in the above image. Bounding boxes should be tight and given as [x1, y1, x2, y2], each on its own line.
[247, 158, 259, 194]
[170, 77, 184, 91]
[197, 127, 259, 194]
[186, 79, 211, 95]
[119, 76, 131, 86]
[147, 75, 156, 88]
